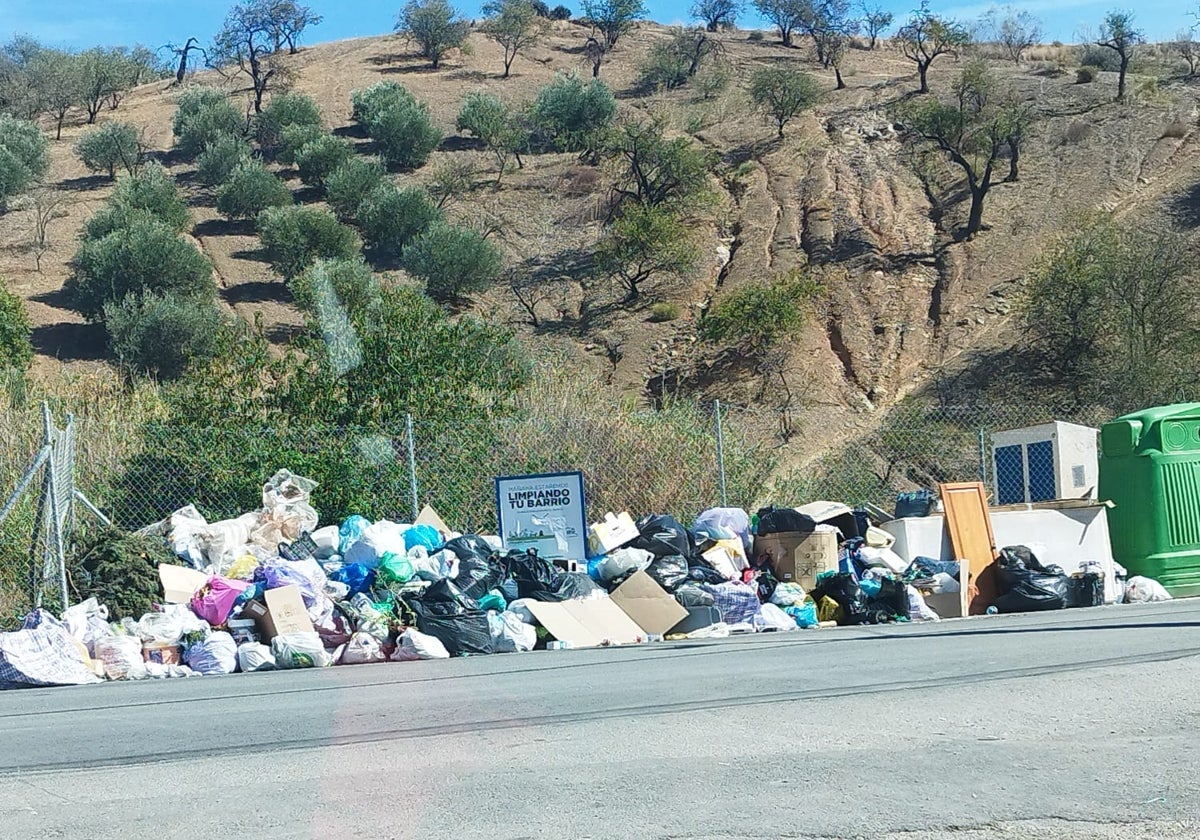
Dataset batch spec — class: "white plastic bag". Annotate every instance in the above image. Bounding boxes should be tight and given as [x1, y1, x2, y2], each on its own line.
[199, 513, 261, 567]
[339, 632, 386, 665]
[236, 641, 277, 672]
[594, 547, 654, 583]
[94, 635, 148, 680]
[184, 631, 238, 675]
[272, 631, 332, 668]
[136, 604, 206, 645]
[505, 598, 537, 625]
[907, 585, 941, 621]
[62, 598, 113, 656]
[489, 611, 536, 652]
[753, 603, 797, 632]
[262, 468, 318, 508]
[858, 546, 908, 575]
[144, 661, 195, 679]
[1125, 576, 1172, 603]
[311, 525, 340, 559]
[770, 582, 807, 607]
[390, 628, 450, 661]
[344, 520, 408, 568]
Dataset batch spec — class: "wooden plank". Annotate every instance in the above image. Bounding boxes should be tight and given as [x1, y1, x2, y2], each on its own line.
[939, 482, 998, 614]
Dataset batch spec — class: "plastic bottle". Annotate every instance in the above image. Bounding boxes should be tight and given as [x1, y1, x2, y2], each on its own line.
[986, 605, 999, 615]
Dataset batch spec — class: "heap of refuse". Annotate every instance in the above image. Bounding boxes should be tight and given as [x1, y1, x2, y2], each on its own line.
[0, 471, 1172, 690]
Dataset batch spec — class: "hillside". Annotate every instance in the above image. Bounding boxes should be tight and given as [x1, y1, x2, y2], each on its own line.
[4, 21, 1200, 455]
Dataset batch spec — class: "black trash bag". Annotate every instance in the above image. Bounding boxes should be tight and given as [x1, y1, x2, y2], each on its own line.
[508, 549, 567, 600]
[631, 514, 698, 560]
[554, 572, 605, 601]
[756, 570, 779, 603]
[686, 564, 729, 585]
[809, 572, 874, 626]
[868, 577, 910, 618]
[675, 583, 715, 608]
[454, 552, 511, 603]
[404, 577, 479, 618]
[443, 535, 495, 565]
[645, 555, 690, 591]
[417, 612, 495, 656]
[894, 490, 936, 519]
[754, 506, 817, 537]
[992, 576, 1067, 613]
[1065, 573, 1104, 608]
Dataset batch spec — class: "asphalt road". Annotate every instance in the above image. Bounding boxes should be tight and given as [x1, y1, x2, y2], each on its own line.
[2, 602, 1199, 839]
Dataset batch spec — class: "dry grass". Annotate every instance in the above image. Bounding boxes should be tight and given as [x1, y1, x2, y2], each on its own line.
[1163, 121, 1191, 139]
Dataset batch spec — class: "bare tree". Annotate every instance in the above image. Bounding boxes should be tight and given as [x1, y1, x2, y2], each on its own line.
[859, 1, 893, 49]
[690, 0, 742, 32]
[980, 5, 1043, 64]
[21, 188, 64, 272]
[1096, 10, 1144, 101]
[1175, 29, 1198, 77]
[211, 1, 289, 113]
[165, 39, 207, 86]
[584, 36, 606, 77]
[264, 1, 323, 53]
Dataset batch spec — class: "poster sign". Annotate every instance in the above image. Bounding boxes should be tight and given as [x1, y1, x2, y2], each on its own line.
[494, 471, 588, 561]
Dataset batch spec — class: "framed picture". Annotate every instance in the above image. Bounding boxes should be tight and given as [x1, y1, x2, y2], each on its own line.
[494, 471, 588, 561]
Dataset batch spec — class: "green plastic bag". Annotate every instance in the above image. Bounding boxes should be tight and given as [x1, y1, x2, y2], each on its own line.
[378, 551, 414, 585]
[477, 591, 506, 612]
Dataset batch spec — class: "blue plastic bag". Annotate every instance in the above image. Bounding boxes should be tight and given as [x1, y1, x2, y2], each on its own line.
[404, 524, 442, 552]
[785, 603, 819, 628]
[329, 563, 376, 597]
[339, 515, 371, 555]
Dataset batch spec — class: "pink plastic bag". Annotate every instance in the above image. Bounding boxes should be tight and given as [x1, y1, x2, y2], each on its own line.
[190, 576, 251, 626]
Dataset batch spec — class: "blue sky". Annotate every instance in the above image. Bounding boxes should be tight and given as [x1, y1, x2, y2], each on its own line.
[0, 0, 1191, 51]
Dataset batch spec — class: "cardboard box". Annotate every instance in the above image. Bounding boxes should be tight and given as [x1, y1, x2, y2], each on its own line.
[159, 564, 209, 604]
[588, 511, 640, 555]
[240, 584, 313, 642]
[609, 570, 688, 636]
[754, 530, 840, 591]
[142, 644, 183, 665]
[525, 596, 646, 648]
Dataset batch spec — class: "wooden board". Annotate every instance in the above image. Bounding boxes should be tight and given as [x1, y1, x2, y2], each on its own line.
[939, 482, 998, 614]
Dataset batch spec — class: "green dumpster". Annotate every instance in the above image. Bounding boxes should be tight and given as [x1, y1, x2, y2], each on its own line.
[1100, 403, 1200, 597]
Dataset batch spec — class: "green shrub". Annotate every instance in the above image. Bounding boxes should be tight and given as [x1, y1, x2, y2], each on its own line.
[68, 219, 215, 320]
[325, 156, 388, 220]
[1077, 46, 1120, 72]
[0, 114, 50, 209]
[550, 4, 572, 19]
[258, 205, 363, 279]
[255, 92, 323, 154]
[351, 81, 418, 126]
[456, 92, 529, 183]
[596, 203, 697, 301]
[395, 0, 471, 69]
[648, 301, 679, 322]
[700, 270, 823, 349]
[367, 99, 443, 170]
[277, 123, 326, 165]
[530, 73, 616, 151]
[196, 134, 253, 186]
[747, 29, 764, 41]
[216, 161, 293, 220]
[1076, 65, 1099, 83]
[172, 87, 244, 159]
[403, 222, 502, 299]
[75, 121, 141, 180]
[0, 287, 33, 373]
[637, 34, 694, 90]
[69, 528, 182, 620]
[294, 134, 354, 187]
[82, 162, 191, 240]
[104, 292, 224, 380]
[288, 257, 382, 317]
[358, 182, 442, 256]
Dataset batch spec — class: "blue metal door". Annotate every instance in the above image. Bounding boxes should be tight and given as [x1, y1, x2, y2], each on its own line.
[995, 444, 1025, 504]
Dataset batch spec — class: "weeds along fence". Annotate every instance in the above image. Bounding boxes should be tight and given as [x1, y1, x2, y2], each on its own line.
[0, 380, 1114, 619]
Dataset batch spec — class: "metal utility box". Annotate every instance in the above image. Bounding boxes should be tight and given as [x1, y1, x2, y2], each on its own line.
[1100, 403, 1200, 597]
[992, 422, 1099, 505]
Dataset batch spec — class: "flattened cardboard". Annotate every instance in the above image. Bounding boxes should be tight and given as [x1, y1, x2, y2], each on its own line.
[525, 596, 646, 648]
[159, 564, 209, 603]
[415, 505, 450, 536]
[609, 570, 688, 635]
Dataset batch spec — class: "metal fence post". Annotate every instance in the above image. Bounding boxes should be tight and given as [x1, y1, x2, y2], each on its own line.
[978, 427, 988, 489]
[405, 413, 419, 522]
[715, 400, 728, 507]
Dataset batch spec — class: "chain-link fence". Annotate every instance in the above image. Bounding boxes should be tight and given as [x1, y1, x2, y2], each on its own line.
[2, 393, 1116, 618]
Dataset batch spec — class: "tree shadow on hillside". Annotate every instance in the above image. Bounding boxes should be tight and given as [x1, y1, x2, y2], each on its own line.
[231, 245, 271, 264]
[1169, 182, 1200, 228]
[193, 218, 253, 237]
[30, 323, 107, 362]
[57, 174, 110, 192]
[266, 324, 305, 344]
[220, 282, 291, 305]
[438, 135, 484, 152]
[333, 124, 368, 140]
[30, 288, 75, 309]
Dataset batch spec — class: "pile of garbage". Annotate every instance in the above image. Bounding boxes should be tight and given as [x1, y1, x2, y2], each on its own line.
[0, 471, 1172, 690]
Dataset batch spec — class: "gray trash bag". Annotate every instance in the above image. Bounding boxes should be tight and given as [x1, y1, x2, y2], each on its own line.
[236, 641, 276, 672]
[183, 631, 237, 675]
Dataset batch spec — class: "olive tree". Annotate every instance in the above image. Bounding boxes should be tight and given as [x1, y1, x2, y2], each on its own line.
[0, 114, 50, 211]
[896, 0, 971, 94]
[396, 0, 471, 69]
[1096, 10, 1143, 101]
[581, 0, 646, 48]
[482, 0, 548, 77]
[216, 161, 293, 219]
[402, 222, 503, 299]
[748, 65, 821, 138]
[859, 1, 893, 49]
[596, 203, 697, 301]
[456, 92, 528, 183]
[690, 0, 741, 32]
[75, 121, 142, 180]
